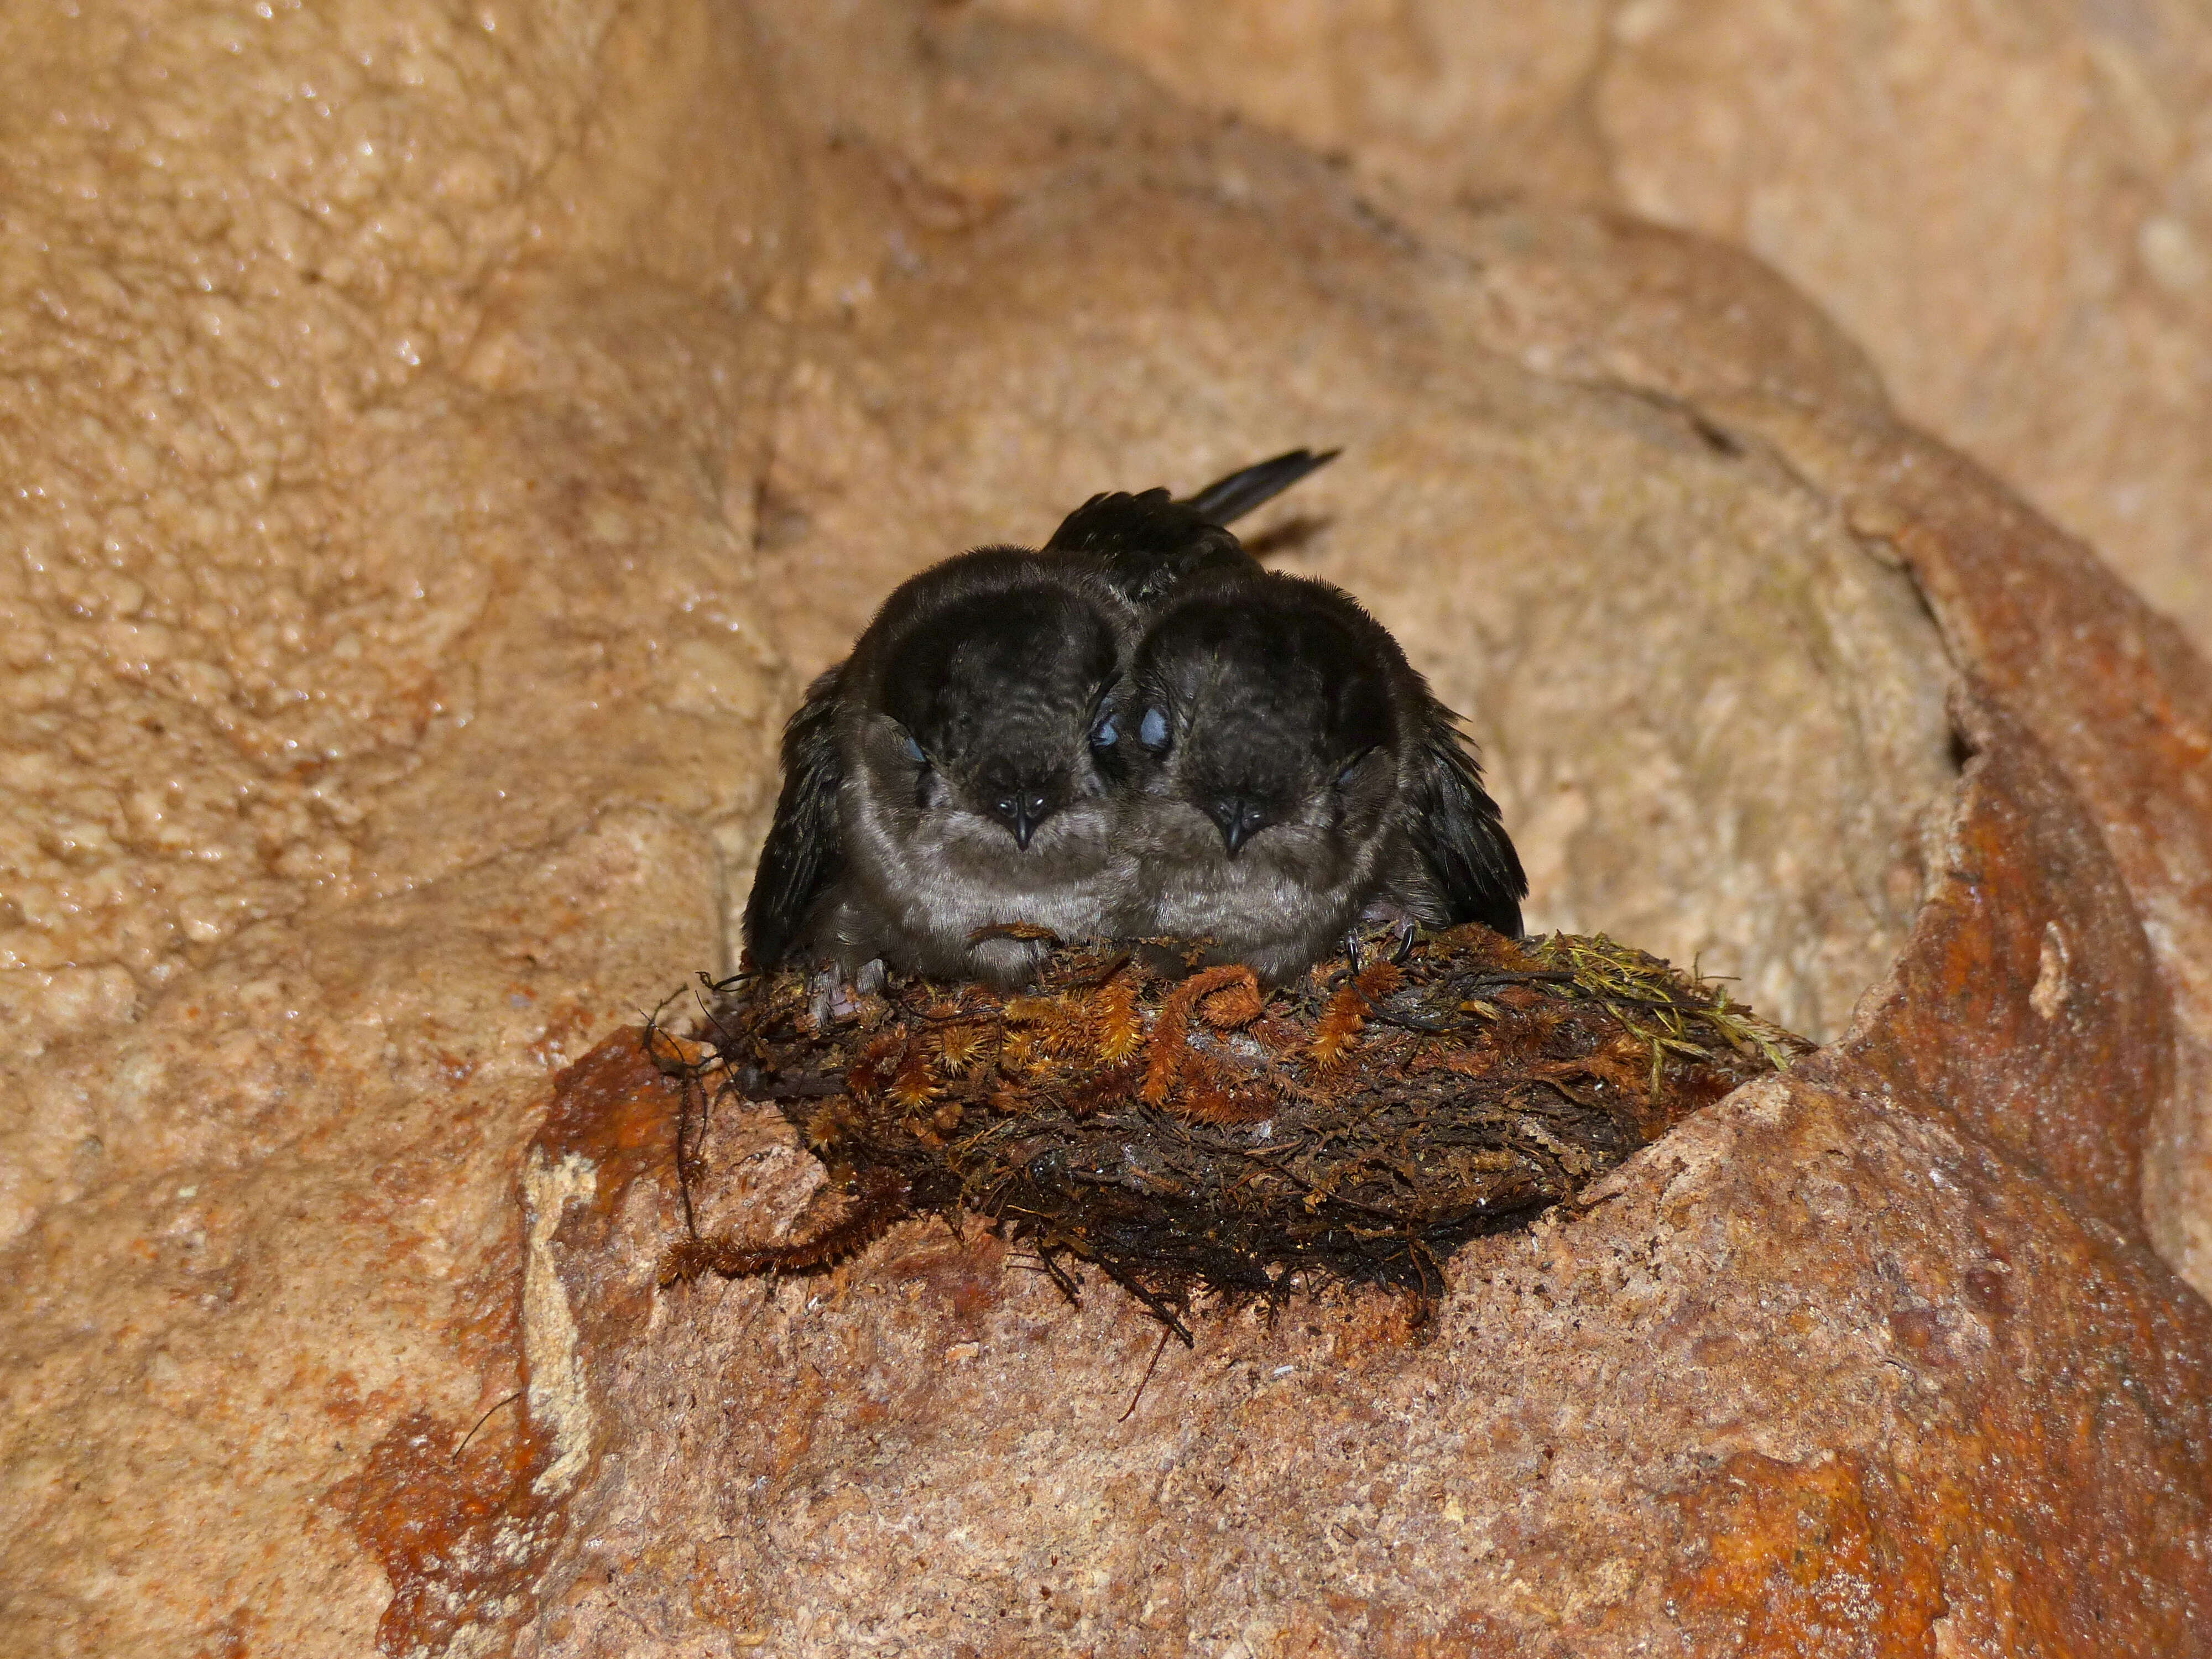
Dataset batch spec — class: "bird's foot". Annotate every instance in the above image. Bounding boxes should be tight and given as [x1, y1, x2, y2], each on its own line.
[808, 962, 885, 1029]
[1347, 901, 1421, 967]
[807, 970, 839, 1030]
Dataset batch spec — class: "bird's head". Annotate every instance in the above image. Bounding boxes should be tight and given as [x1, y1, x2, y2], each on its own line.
[1127, 575, 1398, 861]
[868, 552, 1127, 851]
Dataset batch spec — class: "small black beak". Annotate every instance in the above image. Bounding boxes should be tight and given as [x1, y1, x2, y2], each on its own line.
[1209, 796, 1268, 857]
[996, 791, 1053, 850]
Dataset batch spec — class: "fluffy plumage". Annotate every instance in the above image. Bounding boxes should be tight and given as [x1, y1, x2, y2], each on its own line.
[744, 451, 1343, 988]
[743, 547, 1141, 987]
[1119, 569, 1525, 982]
[1045, 448, 1337, 608]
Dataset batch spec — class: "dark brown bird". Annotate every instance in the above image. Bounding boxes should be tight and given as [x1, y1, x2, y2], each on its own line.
[740, 450, 1340, 989]
[742, 547, 1136, 987]
[1117, 567, 1525, 983]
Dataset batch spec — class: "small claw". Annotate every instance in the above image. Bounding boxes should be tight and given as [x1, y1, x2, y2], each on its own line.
[1348, 901, 1421, 967]
[808, 967, 865, 1028]
[854, 958, 887, 997]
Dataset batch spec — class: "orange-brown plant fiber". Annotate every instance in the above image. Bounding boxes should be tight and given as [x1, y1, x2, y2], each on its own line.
[657, 927, 1807, 1334]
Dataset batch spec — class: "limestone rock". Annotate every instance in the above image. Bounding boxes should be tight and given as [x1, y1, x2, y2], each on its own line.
[494, 682, 2205, 1656]
[2, 2, 2209, 1655]
[988, 0, 2212, 652]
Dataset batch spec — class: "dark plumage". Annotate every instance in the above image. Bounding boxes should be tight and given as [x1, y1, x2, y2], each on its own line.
[743, 450, 1343, 989]
[743, 547, 1140, 987]
[1046, 448, 1337, 608]
[1119, 569, 1525, 982]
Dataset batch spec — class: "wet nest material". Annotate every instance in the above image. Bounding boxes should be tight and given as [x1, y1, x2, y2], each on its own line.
[651, 926, 1810, 1339]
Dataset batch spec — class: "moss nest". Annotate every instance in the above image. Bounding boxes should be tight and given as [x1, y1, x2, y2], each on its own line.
[653, 927, 1810, 1338]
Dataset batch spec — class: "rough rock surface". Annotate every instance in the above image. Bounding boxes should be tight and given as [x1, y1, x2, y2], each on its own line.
[2, 2, 2210, 1655]
[990, 0, 2212, 651]
[500, 686, 2207, 1657]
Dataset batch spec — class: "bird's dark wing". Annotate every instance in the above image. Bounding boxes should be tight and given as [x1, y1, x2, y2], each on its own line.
[1181, 447, 1339, 526]
[1045, 448, 1337, 609]
[1045, 487, 1250, 607]
[1405, 707, 1527, 937]
[741, 664, 847, 969]
[1044, 486, 1191, 556]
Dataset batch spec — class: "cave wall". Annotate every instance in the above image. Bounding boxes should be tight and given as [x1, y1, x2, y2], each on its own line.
[3, 3, 2210, 1654]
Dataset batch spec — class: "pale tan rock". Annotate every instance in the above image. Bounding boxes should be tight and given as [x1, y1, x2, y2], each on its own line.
[2, 2, 2209, 1656]
[498, 669, 2212, 1651]
[977, 0, 1616, 205]
[1596, 0, 2212, 644]
[988, 0, 2212, 655]
[1, 1, 792, 1651]
[735, 3, 1953, 1044]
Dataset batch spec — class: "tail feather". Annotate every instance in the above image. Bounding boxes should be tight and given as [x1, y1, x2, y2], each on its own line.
[1181, 448, 1340, 526]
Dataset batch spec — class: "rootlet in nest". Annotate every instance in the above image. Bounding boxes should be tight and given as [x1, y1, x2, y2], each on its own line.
[653, 926, 1809, 1339]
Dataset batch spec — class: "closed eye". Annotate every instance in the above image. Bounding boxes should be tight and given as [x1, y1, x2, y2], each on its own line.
[1138, 706, 1171, 753]
[1090, 709, 1119, 749]
[1334, 747, 1377, 787]
[899, 730, 928, 765]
